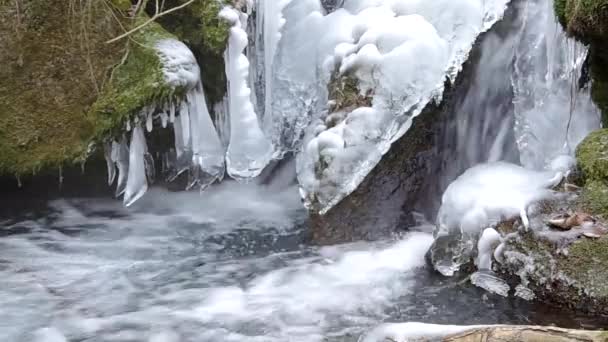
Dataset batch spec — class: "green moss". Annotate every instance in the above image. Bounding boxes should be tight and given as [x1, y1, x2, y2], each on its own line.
[327, 73, 373, 113]
[88, 18, 178, 140]
[0, 0, 126, 175]
[576, 129, 608, 182]
[561, 237, 608, 298]
[555, 0, 608, 41]
[580, 180, 608, 216]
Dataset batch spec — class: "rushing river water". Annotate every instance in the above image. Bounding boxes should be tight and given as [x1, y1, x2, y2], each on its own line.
[1, 182, 605, 342]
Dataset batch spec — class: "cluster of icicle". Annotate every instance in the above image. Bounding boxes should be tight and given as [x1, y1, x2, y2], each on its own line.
[104, 15, 271, 206]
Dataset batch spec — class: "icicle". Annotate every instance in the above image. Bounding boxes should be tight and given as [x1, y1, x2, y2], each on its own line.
[144, 153, 156, 184]
[222, 7, 273, 180]
[146, 108, 154, 132]
[16, 175, 21, 188]
[124, 125, 149, 206]
[126, 120, 132, 132]
[179, 101, 191, 148]
[113, 136, 129, 197]
[104, 141, 117, 186]
[187, 83, 225, 189]
[58, 166, 63, 185]
[169, 102, 176, 123]
[214, 98, 231, 148]
[170, 116, 190, 180]
[160, 112, 169, 128]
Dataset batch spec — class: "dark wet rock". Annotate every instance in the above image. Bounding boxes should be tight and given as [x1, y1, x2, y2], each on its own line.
[321, 0, 344, 13]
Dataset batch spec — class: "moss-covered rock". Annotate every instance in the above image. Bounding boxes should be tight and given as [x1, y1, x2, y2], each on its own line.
[88, 19, 177, 140]
[497, 229, 608, 314]
[0, 0, 126, 175]
[576, 129, 608, 216]
[554, 0, 608, 41]
[576, 129, 608, 181]
[555, 0, 608, 125]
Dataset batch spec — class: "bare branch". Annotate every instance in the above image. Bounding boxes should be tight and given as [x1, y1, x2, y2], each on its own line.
[105, 0, 194, 44]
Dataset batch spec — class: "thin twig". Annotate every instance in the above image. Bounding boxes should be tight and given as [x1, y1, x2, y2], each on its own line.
[105, 0, 194, 44]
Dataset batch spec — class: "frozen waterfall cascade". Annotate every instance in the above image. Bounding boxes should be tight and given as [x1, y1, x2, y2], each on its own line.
[278, 0, 511, 214]
[221, 7, 274, 180]
[104, 38, 226, 205]
[511, 0, 601, 170]
[428, 0, 602, 278]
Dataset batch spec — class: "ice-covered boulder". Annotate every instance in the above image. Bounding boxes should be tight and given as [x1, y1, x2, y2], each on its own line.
[429, 161, 563, 276]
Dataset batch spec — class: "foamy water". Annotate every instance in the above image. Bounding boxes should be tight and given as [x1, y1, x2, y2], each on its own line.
[0, 183, 436, 342]
[0, 182, 593, 342]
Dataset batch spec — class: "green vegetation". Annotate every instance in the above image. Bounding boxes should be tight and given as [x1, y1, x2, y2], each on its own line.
[0, 0, 126, 175]
[576, 129, 608, 216]
[89, 18, 177, 141]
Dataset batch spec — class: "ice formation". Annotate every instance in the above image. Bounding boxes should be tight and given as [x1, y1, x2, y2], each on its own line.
[221, 7, 274, 180]
[470, 271, 510, 297]
[511, 0, 600, 169]
[123, 124, 149, 206]
[278, 0, 511, 213]
[476, 228, 501, 270]
[430, 161, 563, 276]
[105, 38, 226, 204]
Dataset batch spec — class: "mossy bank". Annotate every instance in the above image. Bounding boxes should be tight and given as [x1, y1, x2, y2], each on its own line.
[0, 0, 230, 177]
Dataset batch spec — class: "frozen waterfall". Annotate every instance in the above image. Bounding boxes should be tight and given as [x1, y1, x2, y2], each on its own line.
[221, 7, 274, 180]
[104, 0, 600, 215]
[428, 0, 601, 277]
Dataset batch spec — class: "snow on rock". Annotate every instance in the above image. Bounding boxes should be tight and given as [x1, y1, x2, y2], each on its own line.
[430, 161, 564, 276]
[280, 0, 511, 214]
[221, 7, 274, 180]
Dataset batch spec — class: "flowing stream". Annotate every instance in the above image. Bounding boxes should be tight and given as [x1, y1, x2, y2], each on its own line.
[1, 180, 604, 342]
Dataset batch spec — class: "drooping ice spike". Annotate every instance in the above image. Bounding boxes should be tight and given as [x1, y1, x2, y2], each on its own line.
[104, 141, 116, 186]
[187, 82, 225, 188]
[124, 125, 149, 206]
[223, 7, 273, 180]
[113, 136, 129, 197]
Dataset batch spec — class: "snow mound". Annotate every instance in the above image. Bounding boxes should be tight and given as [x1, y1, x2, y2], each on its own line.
[430, 161, 563, 276]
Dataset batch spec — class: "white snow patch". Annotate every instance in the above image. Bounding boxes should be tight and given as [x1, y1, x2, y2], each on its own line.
[431, 161, 562, 276]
